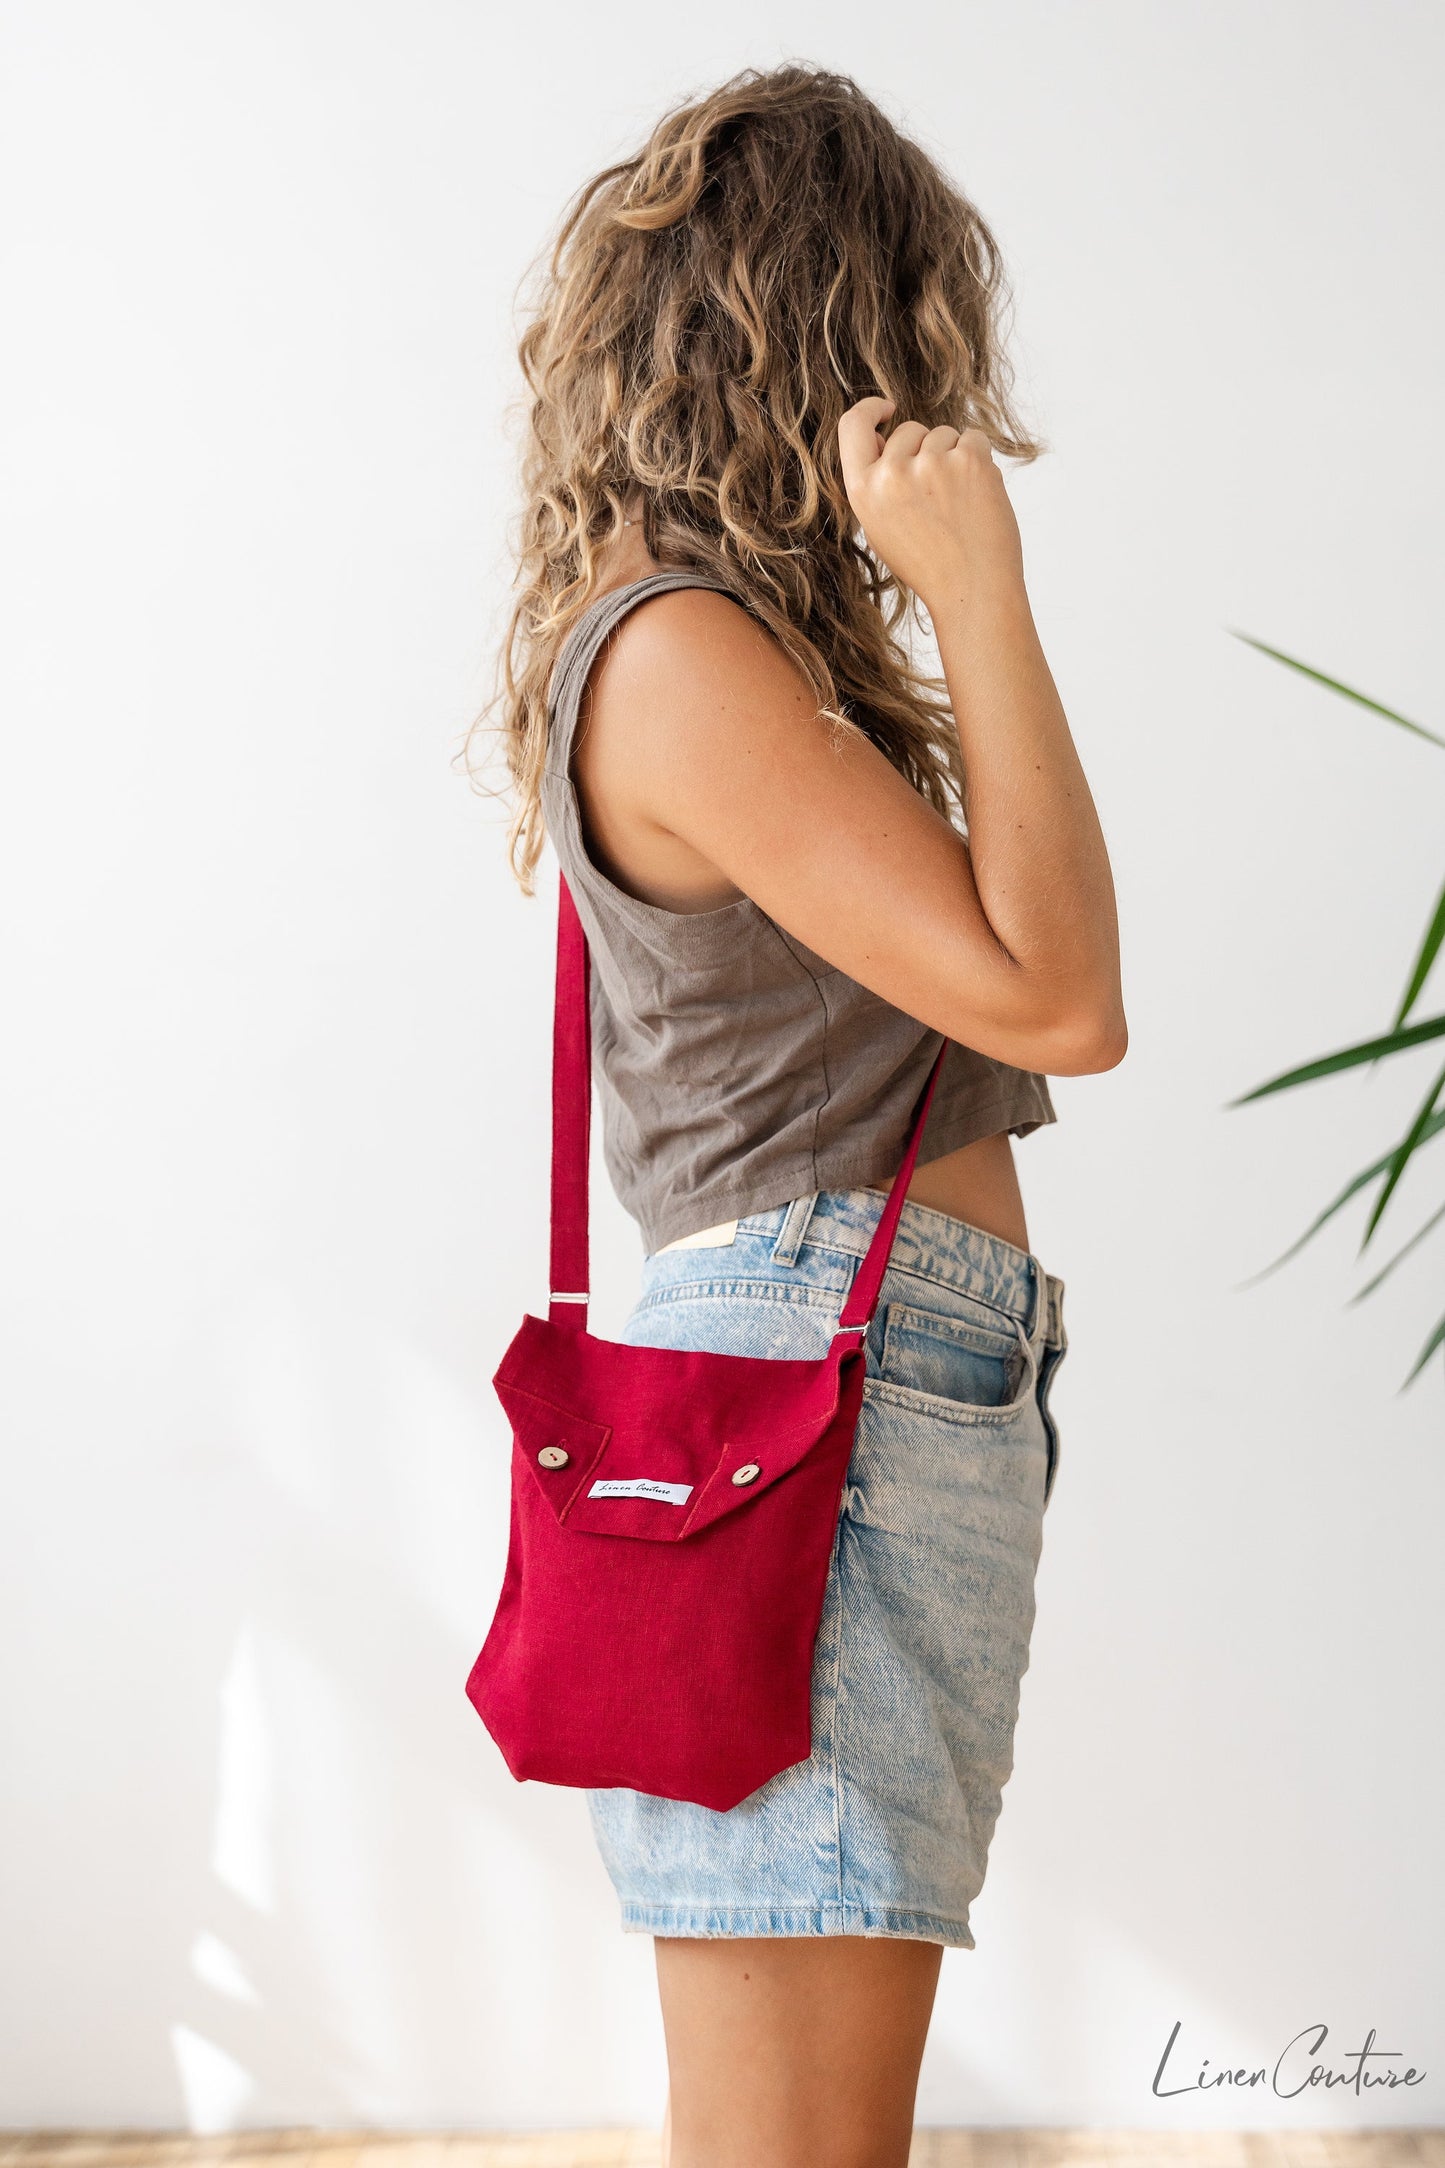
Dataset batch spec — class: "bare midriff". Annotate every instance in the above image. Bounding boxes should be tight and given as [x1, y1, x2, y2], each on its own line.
[867, 1127, 1030, 1255]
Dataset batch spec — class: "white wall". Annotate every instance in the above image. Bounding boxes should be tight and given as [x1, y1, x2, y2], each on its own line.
[3, 0, 1442, 2136]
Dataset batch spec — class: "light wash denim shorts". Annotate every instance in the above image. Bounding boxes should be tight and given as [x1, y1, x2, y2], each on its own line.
[586, 1187, 1068, 1949]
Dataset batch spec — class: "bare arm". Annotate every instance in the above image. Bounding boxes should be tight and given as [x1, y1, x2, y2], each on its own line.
[572, 401, 1125, 1077]
[838, 396, 1125, 1066]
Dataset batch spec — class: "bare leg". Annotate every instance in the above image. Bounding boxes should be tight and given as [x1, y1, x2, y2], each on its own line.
[654, 1935, 943, 2168]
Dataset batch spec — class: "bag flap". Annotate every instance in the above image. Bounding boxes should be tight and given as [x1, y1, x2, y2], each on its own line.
[493, 1316, 858, 1545]
[493, 1376, 613, 1519]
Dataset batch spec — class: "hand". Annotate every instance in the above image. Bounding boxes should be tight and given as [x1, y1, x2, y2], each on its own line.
[836, 395, 1026, 618]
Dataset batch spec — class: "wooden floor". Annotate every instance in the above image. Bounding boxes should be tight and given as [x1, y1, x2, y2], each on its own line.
[1, 2135, 1441, 2167]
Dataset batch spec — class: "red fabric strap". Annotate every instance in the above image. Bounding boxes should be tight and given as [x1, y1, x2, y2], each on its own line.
[835, 1044, 948, 1331]
[547, 874, 592, 1329]
[547, 870, 946, 1335]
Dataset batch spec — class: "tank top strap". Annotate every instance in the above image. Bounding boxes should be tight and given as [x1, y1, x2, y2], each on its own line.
[545, 569, 737, 774]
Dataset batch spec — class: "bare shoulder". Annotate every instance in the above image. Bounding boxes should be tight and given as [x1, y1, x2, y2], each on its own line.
[567, 571, 982, 994]
[570, 581, 858, 910]
[589, 580, 812, 725]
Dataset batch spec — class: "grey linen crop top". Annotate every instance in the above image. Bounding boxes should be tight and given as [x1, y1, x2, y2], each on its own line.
[540, 569, 1057, 1256]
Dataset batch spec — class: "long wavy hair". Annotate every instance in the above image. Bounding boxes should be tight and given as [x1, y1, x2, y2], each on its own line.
[472, 63, 1042, 893]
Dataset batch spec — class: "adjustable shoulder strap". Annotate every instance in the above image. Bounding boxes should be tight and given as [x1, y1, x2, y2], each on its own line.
[545, 568, 745, 1326]
[834, 1044, 949, 1335]
[547, 872, 592, 1330]
[544, 571, 737, 1335]
[542, 569, 950, 1339]
[548, 862, 949, 1338]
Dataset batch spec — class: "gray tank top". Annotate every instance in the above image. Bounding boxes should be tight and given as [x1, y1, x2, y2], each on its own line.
[541, 570, 1056, 1255]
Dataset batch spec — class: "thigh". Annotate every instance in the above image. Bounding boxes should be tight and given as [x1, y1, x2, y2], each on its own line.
[655, 1933, 942, 2168]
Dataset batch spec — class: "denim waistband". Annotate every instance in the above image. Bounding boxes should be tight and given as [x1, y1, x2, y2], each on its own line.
[727, 1189, 1066, 1352]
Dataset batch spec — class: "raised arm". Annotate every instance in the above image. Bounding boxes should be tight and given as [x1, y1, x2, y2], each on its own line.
[571, 399, 1126, 1078]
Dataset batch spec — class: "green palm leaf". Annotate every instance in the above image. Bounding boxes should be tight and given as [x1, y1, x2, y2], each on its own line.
[1400, 1310, 1445, 1390]
[1393, 872, 1445, 1028]
[1231, 630, 1445, 1384]
[1228, 634, 1445, 750]
[1228, 1014, 1445, 1104]
[1235, 1111, 1445, 1286]
[1350, 1198, 1445, 1302]
[1361, 1055, 1445, 1246]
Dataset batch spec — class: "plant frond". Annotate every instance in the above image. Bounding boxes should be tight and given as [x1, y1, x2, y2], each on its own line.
[1228, 1015, 1445, 1104]
[1228, 634, 1445, 750]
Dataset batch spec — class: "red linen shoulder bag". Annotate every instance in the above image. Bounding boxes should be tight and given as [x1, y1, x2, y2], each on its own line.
[464, 874, 946, 1812]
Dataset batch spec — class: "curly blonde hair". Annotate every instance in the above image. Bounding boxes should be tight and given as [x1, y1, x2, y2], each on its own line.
[471, 62, 1042, 893]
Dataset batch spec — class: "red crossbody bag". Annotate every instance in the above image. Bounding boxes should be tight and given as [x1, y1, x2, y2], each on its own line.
[465, 873, 947, 1811]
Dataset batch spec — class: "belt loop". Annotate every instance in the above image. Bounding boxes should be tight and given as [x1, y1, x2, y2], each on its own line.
[1026, 1257, 1051, 1356]
[1048, 1273, 1068, 1352]
[771, 1192, 819, 1267]
[1034, 1269, 1066, 1353]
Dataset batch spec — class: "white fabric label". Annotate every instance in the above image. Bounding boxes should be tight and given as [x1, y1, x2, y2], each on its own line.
[588, 1477, 694, 1506]
[656, 1219, 739, 1253]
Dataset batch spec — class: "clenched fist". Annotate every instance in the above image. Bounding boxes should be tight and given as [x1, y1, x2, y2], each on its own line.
[836, 395, 1026, 618]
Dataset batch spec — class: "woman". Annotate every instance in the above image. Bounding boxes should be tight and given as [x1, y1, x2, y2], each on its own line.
[482, 63, 1125, 2168]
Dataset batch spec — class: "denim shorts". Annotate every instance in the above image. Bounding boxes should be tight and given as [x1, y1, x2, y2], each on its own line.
[585, 1187, 1068, 1949]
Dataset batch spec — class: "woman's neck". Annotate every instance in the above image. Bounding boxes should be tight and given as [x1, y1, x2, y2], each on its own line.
[591, 495, 659, 596]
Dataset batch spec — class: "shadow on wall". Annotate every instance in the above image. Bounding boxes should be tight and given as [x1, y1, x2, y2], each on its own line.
[153, 1278, 646, 2131]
